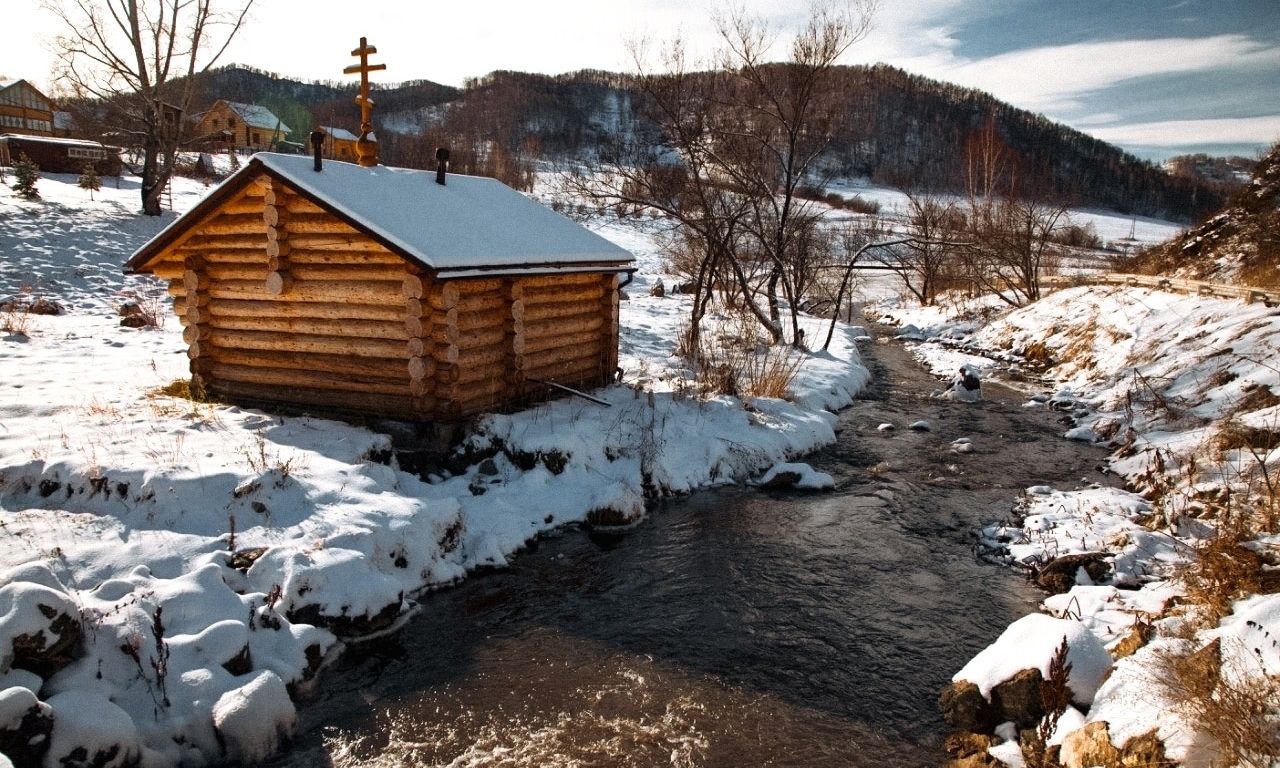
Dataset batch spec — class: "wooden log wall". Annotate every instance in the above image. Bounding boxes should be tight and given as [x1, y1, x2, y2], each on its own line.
[159, 176, 417, 416]
[152, 173, 622, 421]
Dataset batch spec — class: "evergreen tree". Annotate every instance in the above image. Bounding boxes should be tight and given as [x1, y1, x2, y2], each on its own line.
[78, 163, 101, 200]
[227, 149, 241, 172]
[11, 154, 40, 201]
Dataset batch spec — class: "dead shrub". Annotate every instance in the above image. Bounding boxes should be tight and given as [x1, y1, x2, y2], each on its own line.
[1022, 340, 1053, 366]
[689, 314, 805, 400]
[149, 378, 206, 402]
[1177, 509, 1264, 624]
[1151, 637, 1280, 767]
[1214, 419, 1280, 461]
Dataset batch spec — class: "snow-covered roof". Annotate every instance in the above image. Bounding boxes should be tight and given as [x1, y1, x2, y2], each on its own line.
[0, 134, 119, 150]
[221, 101, 290, 133]
[128, 153, 633, 274]
[320, 126, 358, 142]
[0, 79, 17, 90]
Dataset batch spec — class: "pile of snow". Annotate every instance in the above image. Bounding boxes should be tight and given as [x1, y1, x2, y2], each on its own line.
[0, 170, 871, 765]
[756, 462, 835, 490]
[954, 614, 1112, 704]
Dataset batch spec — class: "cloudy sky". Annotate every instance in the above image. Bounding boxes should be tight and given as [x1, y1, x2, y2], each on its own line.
[6, 0, 1278, 159]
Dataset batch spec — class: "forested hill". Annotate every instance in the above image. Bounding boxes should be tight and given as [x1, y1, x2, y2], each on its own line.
[193, 64, 1224, 221]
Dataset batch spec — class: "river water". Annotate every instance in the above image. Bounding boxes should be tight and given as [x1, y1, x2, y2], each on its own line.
[275, 332, 1112, 767]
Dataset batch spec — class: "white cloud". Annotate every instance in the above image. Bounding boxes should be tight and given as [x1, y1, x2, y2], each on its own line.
[1083, 114, 1280, 147]
[923, 34, 1280, 117]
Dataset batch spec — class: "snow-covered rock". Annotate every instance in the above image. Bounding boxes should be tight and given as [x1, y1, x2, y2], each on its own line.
[954, 614, 1111, 706]
[44, 691, 141, 768]
[756, 462, 835, 491]
[211, 671, 296, 764]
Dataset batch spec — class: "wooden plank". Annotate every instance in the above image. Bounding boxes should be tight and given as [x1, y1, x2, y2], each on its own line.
[206, 347, 409, 379]
[205, 328, 407, 358]
[524, 314, 604, 339]
[205, 279, 399, 305]
[522, 285, 605, 306]
[205, 314, 410, 340]
[518, 273, 606, 290]
[207, 362, 411, 396]
[287, 250, 405, 266]
[202, 298, 403, 322]
[525, 329, 604, 358]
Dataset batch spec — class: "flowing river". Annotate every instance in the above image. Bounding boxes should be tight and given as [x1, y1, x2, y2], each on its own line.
[275, 329, 1113, 767]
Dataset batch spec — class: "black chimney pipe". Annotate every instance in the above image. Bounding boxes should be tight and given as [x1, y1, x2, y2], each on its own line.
[435, 147, 450, 185]
[310, 130, 325, 172]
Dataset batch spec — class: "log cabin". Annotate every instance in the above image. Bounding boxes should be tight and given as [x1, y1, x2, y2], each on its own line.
[125, 152, 634, 423]
[193, 101, 290, 152]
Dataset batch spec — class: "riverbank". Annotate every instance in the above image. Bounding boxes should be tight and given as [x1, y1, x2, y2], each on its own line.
[269, 315, 1118, 767]
[872, 289, 1280, 767]
[0, 171, 868, 766]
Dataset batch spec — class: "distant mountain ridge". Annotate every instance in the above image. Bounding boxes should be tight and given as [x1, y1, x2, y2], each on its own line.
[191, 64, 1227, 221]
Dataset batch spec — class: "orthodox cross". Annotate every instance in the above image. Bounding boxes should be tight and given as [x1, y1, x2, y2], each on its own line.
[344, 37, 386, 167]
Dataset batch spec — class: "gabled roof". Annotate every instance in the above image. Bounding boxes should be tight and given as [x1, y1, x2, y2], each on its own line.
[127, 153, 633, 275]
[219, 100, 290, 133]
[319, 126, 358, 142]
[0, 79, 56, 109]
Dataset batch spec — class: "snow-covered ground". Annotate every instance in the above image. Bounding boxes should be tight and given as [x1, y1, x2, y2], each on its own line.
[0, 169, 869, 766]
[873, 287, 1280, 767]
[825, 177, 1185, 250]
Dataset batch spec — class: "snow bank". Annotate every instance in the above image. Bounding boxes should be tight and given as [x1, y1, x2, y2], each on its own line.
[954, 614, 1112, 703]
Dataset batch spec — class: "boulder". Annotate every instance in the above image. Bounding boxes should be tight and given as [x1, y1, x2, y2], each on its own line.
[44, 692, 140, 768]
[213, 671, 296, 764]
[1034, 552, 1111, 594]
[990, 668, 1044, 727]
[0, 583, 82, 676]
[759, 471, 803, 490]
[649, 279, 665, 297]
[1058, 721, 1166, 768]
[0, 687, 53, 768]
[939, 680, 999, 733]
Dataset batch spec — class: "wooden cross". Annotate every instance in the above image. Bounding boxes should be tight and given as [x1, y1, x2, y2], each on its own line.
[344, 37, 386, 167]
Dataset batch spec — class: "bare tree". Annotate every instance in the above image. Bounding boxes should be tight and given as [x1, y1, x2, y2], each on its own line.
[870, 191, 968, 306]
[563, 1, 875, 354]
[44, 0, 254, 215]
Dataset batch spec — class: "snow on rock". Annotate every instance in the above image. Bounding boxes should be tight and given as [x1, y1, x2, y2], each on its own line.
[975, 486, 1177, 587]
[938, 364, 983, 403]
[954, 614, 1112, 705]
[44, 691, 141, 768]
[211, 671, 296, 764]
[0, 582, 81, 675]
[876, 422, 895, 432]
[756, 462, 835, 491]
[0, 686, 53, 766]
[908, 420, 931, 431]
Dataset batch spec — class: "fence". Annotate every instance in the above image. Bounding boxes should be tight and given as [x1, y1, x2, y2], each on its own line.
[1042, 273, 1278, 307]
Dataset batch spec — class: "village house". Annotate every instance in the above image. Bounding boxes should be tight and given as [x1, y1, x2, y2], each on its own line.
[0, 79, 56, 136]
[124, 151, 633, 423]
[317, 126, 359, 162]
[0, 134, 122, 175]
[193, 100, 290, 152]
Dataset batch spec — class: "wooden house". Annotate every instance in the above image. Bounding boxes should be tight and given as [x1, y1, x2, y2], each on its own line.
[0, 134, 122, 175]
[125, 153, 633, 422]
[0, 79, 56, 136]
[317, 126, 359, 162]
[193, 101, 290, 151]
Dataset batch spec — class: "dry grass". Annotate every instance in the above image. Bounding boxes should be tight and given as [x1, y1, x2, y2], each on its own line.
[687, 315, 806, 400]
[1213, 419, 1280, 461]
[1151, 637, 1280, 767]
